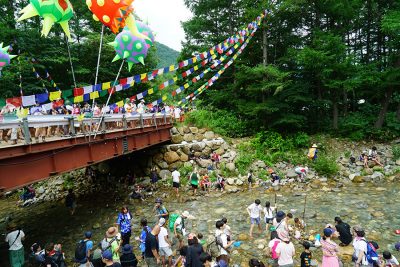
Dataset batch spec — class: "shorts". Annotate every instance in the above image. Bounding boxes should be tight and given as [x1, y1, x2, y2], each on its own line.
[173, 182, 180, 188]
[251, 217, 261, 225]
[159, 246, 173, 257]
[265, 217, 274, 224]
[191, 184, 198, 189]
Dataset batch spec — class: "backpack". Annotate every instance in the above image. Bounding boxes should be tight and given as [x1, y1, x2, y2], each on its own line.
[169, 214, 180, 231]
[271, 240, 280, 260]
[364, 240, 379, 266]
[74, 240, 88, 262]
[101, 237, 117, 253]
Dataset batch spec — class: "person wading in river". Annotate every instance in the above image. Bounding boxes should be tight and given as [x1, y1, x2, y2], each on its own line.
[247, 199, 263, 239]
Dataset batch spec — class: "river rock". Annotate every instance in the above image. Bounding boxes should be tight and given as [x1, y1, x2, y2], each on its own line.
[37, 186, 45, 194]
[226, 178, 235, 185]
[356, 161, 364, 166]
[171, 134, 183, 144]
[235, 179, 244, 186]
[396, 159, 400, 166]
[159, 170, 172, 179]
[352, 176, 364, 183]
[226, 163, 236, 172]
[204, 131, 215, 140]
[183, 134, 194, 142]
[164, 151, 180, 164]
[238, 233, 249, 241]
[169, 162, 183, 170]
[254, 160, 266, 169]
[189, 127, 199, 134]
[371, 211, 384, 217]
[192, 142, 206, 152]
[183, 126, 191, 133]
[197, 159, 212, 168]
[156, 161, 168, 169]
[180, 154, 189, 162]
[371, 171, 384, 180]
[286, 170, 298, 179]
[214, 147, 225, 155]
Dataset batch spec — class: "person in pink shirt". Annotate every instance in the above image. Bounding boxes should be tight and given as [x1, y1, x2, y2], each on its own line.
[321, 228, 339, 267]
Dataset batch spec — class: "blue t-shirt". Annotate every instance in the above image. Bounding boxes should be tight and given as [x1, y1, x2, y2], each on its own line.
[117, 212, 132, 234]
[80, 240, 93, 263]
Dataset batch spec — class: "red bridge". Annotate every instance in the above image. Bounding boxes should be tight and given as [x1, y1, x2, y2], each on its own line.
[0, 114, 173, 192]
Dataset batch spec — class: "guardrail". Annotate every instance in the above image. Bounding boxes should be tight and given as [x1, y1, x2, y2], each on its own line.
[0, 113, 173, 145]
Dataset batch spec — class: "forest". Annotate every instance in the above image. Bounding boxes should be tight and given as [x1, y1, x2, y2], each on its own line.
[180, 0, 400, 140]
[0, 0, 399, 141]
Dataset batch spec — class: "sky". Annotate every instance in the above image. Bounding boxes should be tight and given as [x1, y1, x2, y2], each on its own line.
[133, 0, 193, 52]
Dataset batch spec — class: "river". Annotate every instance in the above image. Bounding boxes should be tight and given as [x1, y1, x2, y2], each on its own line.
[1, 180, 399, 266]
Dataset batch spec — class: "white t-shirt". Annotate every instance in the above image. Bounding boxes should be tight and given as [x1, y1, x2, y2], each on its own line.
[215, 229, 228, 255]
[5, 230, 25, 250]
[223, 224, 231, 237]
[263, 207, 275, 219]
[276, 241, 295, 265]
[174, 108, 181, 119]
[384, 255, 399, 266]
[172, 170, 180, 183]
[175, 217, 183, 230]
[158, 227, 169, 248]
[247, 203, 262, 218]
[353, 238, 368, 265]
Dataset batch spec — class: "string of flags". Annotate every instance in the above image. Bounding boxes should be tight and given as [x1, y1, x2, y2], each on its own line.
[0, 13, 263, 109]
[0, 11, 265, 115]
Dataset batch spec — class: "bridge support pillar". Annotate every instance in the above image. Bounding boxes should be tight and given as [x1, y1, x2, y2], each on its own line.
[22, 118, 31, 145]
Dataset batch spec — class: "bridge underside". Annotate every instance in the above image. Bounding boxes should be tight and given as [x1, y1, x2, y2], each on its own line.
[0, 124, 172, 191]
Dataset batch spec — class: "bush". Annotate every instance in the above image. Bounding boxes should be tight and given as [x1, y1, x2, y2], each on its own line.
[311, 155, 339, 177]
[393, 145, 400, 161]
[185, 109, 250, 137]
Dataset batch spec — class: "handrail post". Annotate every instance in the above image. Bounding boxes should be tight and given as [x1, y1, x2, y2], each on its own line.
[140, 114, 144, 128]
[101, 118, 106, 133]
[153, 114, 157, 127]
[68, 117, 75, 136]
[163, 113, 166, 125]
[122, 115, 127, 130]
[22, 118, 31, 145]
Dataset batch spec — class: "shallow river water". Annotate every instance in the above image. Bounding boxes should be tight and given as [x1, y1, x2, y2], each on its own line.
[1, 180, 400, 266]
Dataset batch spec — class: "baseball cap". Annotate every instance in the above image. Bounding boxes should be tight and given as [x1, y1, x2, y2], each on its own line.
[159, 218, 166, 226]
[102, 250, 113, 260]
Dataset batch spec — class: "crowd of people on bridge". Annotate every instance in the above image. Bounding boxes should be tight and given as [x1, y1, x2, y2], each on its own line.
[0, 99, 189, 145]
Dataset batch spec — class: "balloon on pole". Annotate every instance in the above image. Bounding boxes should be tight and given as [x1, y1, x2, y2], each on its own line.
[0, 43, 17, 77]
[109, 27, 149, 71]
[17, 0, 74, 39]
[136, 20, 155, 47]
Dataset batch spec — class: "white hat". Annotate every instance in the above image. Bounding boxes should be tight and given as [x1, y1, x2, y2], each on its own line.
[182, 211, 190, 218]
[312, 144, 318, 148]
[159, 218, 166, 226]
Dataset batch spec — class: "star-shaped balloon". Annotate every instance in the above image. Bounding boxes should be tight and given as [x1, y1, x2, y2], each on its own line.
[109, 27, 149, 71]
[0, 43, 17, 77]
[17, 0, 74, 39]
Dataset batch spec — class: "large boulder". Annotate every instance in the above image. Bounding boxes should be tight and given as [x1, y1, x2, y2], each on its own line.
[170, 127, 179, 135]
[197, 159, 212, 168]
[171, 134, 183, 144]
[194, 133, 204, 141]
[169, 162, 183, 171]
[204, 131, 215, 140]
[156, 161, 168, 169]
[159, 170, 172, 180]
[286, 170, 298, 179]
[214, 147, 225, 156]
[180, 154, 189, 162]
[183, 134, 194, 142]
[226, 162, 236, 172]
[352, 176, 364, 183]
[164, 151, 180, 164]
[192, 142, 206, 152]
[371, 171, 384, 180]
[396, 159, 400, 166]
[183, 126, 191, 133]
[226, 178, 235, 185]
[181, 146, 191, 155]
[189, 127, 199, 134]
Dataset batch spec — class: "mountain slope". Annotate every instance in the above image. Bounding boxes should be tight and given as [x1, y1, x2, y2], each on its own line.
[155, 42, 180, 68]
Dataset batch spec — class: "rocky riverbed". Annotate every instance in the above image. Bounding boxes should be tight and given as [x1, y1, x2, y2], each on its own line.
[1, 178, 400, 266]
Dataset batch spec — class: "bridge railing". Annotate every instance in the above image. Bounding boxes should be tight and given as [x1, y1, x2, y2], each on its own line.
[0, 113, 173, 145]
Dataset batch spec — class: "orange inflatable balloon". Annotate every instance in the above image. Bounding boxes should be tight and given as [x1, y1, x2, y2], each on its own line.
[86, 0, 134, 34]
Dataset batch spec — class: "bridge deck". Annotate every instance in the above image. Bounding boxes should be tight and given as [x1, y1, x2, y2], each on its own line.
[0, 114, 173, 191]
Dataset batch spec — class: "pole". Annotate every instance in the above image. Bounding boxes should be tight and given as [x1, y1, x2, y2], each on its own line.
[66, 36, 77, 88]
[93, 59, 125, 139]
[89, 25, 105, 141]
[274, 193, 277, 215]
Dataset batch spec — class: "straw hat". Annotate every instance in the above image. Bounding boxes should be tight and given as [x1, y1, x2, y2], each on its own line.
[106, 227, 118, 238]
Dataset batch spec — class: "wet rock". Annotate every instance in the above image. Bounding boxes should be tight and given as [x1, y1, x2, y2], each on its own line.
[238, 233, 249, 241]
[352, 176, 364, 183]
[371, 211, 384, 217]
[164, 151, 180, 164]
